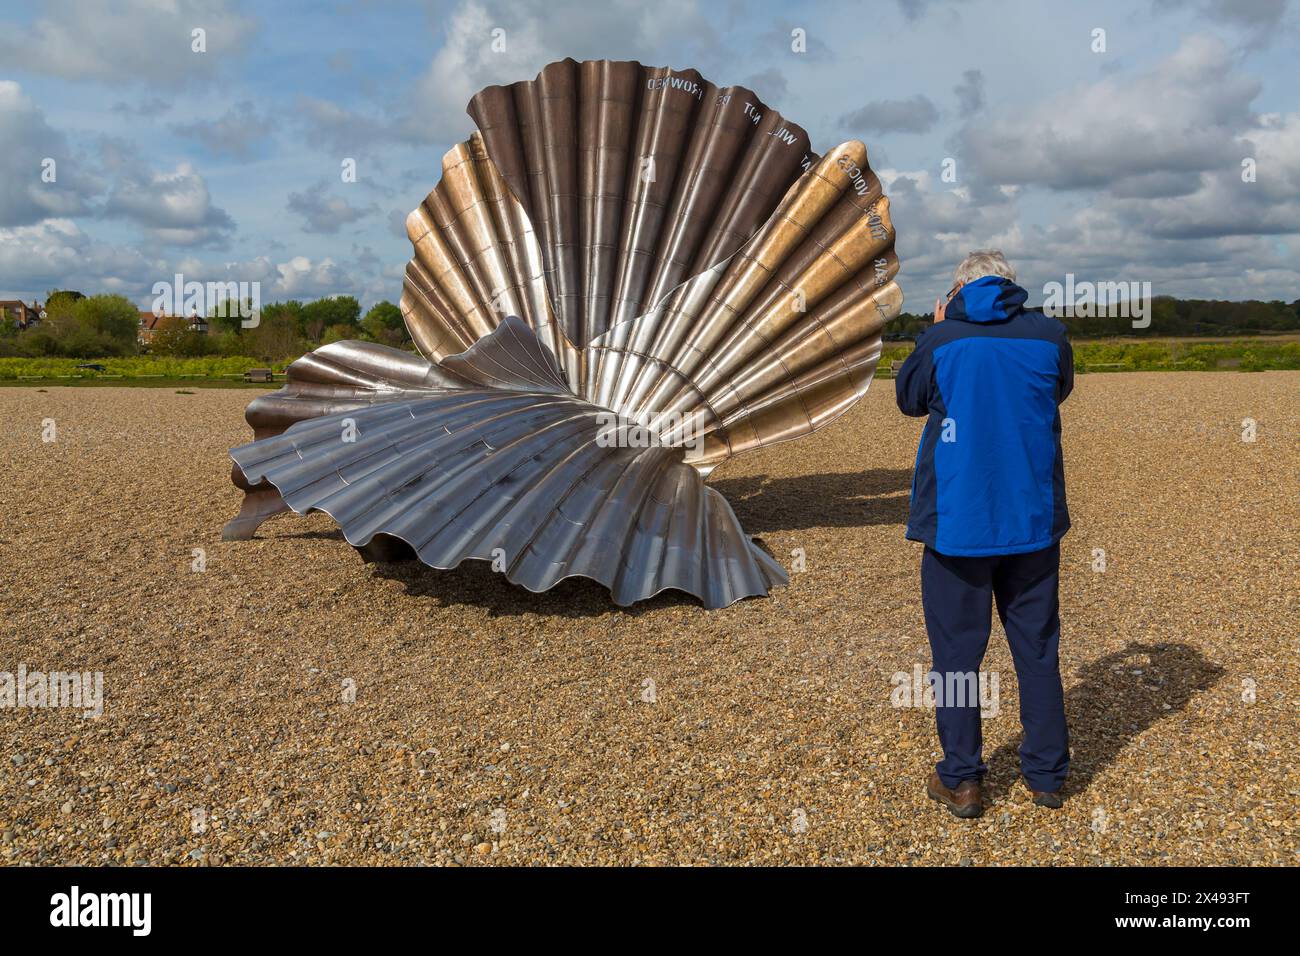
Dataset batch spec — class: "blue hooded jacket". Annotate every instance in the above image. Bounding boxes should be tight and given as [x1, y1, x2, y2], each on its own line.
[896, 275, 1073, 557]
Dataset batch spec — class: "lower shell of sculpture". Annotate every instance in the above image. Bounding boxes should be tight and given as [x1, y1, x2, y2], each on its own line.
[226, 319, 789, 609]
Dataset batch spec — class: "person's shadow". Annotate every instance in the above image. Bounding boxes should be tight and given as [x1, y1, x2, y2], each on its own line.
[983, 642, 1224, 800]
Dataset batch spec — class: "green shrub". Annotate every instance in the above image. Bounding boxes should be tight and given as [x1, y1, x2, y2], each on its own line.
[0, 355, 272, 380]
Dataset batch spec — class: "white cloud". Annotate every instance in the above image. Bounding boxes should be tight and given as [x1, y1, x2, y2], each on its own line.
[286, 180, 377, 234]
[0, 228, 392, 307]
[297, 0, 722, 152]
[0, 0, 256, 85]
[103, 158, 235, 246]
[268, 255, 352, 298]
[841, 95, 941, 135]
[1153, 0, 1294, 48]
[404, 0, 719, 142]
[878, 30, 1300, 301]
[0, 82, 100, 226]
[877, 168, 1023, 292]
[2, 84, 237, 247]
[297, 96, 407, 154]
[1124, 110, 1300, 239]
[0, 219, 164, 298]
[178, 254, 365, 301]
[960, 35, 1259, 193]
[172, 101, 274, 159]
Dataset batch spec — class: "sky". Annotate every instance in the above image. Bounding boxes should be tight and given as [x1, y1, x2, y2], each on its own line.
[1, 0, 1298, 313]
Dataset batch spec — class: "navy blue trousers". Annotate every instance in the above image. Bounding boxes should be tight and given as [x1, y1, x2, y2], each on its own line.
[920, 543, 1069, 792]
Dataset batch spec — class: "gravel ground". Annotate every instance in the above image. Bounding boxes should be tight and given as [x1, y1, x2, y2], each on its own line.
[1, 372, 1295, 866]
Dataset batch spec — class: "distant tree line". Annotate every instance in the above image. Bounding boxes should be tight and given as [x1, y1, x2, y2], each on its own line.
[0, 291, 409, 362]
[7, 289, 1296, 359]
[885, 296, 1300, 340]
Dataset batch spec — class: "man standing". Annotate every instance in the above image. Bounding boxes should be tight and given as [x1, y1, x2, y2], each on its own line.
[895, 251, 1073, 819]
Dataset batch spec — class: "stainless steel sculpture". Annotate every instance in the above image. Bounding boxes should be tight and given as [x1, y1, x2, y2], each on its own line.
[225, 58, 902, 608]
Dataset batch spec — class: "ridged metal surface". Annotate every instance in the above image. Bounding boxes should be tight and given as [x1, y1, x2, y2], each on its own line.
[399, 135, 579, 381]
[225, 57, 901, 609]
[403, 58, 817, 391]
[468, 59, 817, 350]
[589, 141, 901, 473]
[230, 319, 787, 607]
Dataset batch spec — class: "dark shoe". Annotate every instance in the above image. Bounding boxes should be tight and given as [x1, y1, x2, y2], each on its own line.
[1023, 778, 1064, 808]
[926, 772, 983, 818]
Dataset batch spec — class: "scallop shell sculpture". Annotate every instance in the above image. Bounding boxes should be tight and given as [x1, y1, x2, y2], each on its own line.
[224, 58, 902, 609]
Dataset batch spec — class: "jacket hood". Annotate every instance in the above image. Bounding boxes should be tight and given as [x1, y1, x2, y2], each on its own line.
[945, 275, 1028, 324]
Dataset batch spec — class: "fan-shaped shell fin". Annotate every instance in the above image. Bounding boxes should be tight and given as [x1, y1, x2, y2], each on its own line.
[585, 141, 901, 471]
[463, 59, 816, 375]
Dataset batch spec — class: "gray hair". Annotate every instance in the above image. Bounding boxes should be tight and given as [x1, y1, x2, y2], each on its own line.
[953, 250, 1016, 287]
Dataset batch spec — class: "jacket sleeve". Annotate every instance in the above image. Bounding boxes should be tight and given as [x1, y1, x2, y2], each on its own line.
[1057, 336, 1074, 404]
[895, 332, 934, 417]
